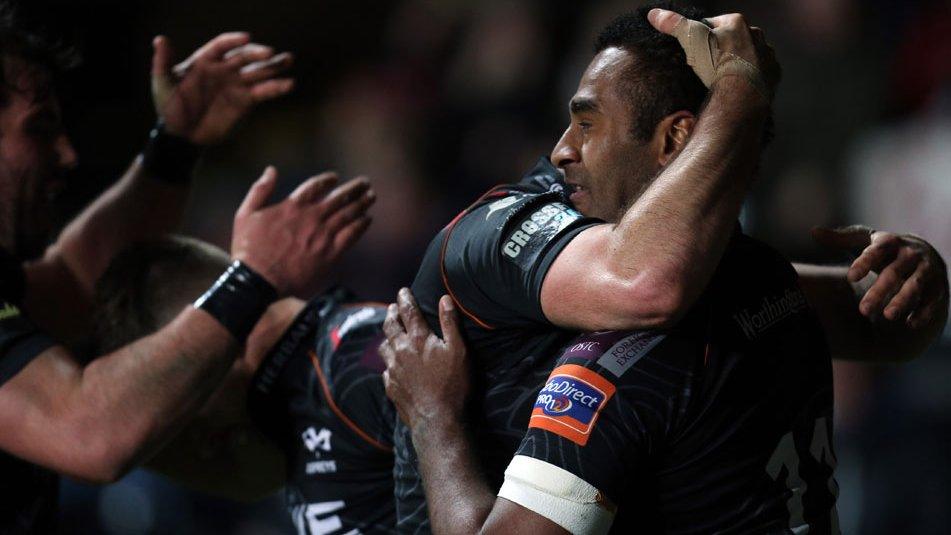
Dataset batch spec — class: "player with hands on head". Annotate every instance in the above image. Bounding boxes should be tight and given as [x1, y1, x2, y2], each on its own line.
[388, 5, 948, 534]
[0, 9, 370, 532]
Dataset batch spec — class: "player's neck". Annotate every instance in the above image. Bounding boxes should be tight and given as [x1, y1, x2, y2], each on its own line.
[244, 297, 307, 368]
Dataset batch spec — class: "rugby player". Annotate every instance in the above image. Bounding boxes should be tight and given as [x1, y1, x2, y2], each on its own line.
[90, 236, 397, 534]
[0, 10, 374, 532]
[382, 4, 949, 534]
[89, 221, 945, 535]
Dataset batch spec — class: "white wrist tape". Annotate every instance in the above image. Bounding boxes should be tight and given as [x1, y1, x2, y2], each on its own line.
[668, 17, 770, 100]
[497, 455, 615, 535]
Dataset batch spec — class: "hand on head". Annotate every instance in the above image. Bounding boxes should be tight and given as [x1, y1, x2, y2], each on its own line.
[647, 8, 780, 102]
[151, 33, 295, 145]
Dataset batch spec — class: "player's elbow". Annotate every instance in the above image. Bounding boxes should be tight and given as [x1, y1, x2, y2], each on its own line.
[611, 274, 689, 330]
[63, 418, 147, 484]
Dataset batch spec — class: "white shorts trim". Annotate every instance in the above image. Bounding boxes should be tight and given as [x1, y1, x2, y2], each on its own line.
[497, 455, 614, 535]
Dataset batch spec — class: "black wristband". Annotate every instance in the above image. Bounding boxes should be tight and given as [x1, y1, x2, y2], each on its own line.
[194, 260, 278, 342]
[141, 121, 202, 185]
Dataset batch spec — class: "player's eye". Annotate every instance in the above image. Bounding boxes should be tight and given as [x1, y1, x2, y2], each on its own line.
[578, 121, 592, 133]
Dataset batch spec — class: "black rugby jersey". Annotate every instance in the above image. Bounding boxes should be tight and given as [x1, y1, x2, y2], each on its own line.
[510, 234, 839, 534]
[0, 247, 58, 534]
[400, 158, 601, 533]
[248, 289, 397, 535]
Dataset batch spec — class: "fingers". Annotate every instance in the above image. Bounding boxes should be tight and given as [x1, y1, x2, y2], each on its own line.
[195, 32, 251, 62]
[318, 177, 371, 216]
[397, 288, 429, 341]
[151, 35, 173, 77]
[647, 8, 684, 35]
[438, 295, 463, 351]
[332, 216, 372, 253]
[223, 43, 274, 69]
[289, 172, 338, 204]
[811, 225, 874, 252]
[383, 303, 405, 341]
[883, 264, 927, 321]
[378, 339, 396, 369]
[241, 52, 294, 83]
[250, 78, 295, 102]
[849, 232, 901, 282]
[324, 187, 375, 233]
[236, 166, 277, 217]
[859, 247, 919, 317]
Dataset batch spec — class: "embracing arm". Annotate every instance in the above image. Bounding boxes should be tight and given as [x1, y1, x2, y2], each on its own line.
[381, 290, 567, 534]
[795, 227, 949, 363]
[542, 11, 777, 331]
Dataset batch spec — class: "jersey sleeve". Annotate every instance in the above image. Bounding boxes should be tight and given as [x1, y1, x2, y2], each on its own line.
[498, 329, 702, 533]
[0, 301, 56, 387]
[442, 191, 600, 328]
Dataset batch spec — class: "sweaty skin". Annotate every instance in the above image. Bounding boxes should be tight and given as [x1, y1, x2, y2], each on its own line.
[382, 8, 948, 535]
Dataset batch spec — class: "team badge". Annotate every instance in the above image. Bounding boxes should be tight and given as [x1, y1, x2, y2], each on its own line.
[529, 364, 616, 446]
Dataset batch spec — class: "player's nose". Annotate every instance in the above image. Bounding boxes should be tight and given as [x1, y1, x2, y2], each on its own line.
[550, 127, 579, 168]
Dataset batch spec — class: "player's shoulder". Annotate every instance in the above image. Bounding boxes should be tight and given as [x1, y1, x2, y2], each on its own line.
[710, 232, 822, 346]
[549, 328, 702, 390]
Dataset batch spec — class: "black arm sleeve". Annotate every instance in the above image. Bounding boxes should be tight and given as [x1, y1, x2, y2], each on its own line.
[0, 302, 56, 387]
[442, 191, 600, 328]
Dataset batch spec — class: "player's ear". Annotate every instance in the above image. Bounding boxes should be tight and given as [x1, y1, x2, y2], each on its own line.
[656, 111, 696, 167]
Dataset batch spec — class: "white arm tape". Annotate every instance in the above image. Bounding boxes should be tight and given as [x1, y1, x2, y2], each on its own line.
[497, 455, 615, 535]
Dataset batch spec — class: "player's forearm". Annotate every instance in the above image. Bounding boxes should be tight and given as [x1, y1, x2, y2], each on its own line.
[54, 156, 191, 297]
[795, 264, 946, 362]
[64, 308, 237, 482]
[605, 79, 767, 327]
[413, 416, 497, 535]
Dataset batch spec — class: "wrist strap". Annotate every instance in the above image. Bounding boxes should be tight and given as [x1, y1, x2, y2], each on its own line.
[194, 260, 278, 342]
[141, 121, 202, 185]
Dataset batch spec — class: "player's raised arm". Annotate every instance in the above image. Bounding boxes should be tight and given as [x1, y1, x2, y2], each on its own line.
[0, 169, 374, 483]
[23, 32, 295, 340]
[795, 226, 948, 362]
[540, 9, 778, 331]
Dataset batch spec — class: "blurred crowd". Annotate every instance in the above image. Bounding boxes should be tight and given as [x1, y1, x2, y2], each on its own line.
[22, 0, 950, 532]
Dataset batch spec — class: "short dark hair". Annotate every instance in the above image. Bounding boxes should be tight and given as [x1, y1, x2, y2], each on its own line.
[93, 236, 230, 354]
[0, 1, 78, 105]
[594, 2, 709, 141]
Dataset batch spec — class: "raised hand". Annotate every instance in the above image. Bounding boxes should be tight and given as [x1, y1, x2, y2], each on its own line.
[379, 290, 469, 429]
[647, 8, 780, 102]
[813, 225, 949, 329]
[231, 167, 374, 298]
[152, 33, 294, 145]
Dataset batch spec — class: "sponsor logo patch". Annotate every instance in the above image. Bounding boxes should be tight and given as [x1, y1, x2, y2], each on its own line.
[596, 332, 665, 377]
[500, 202, 583, 271]
[732, 287, 807, 340]
[529, 364, 616, 446]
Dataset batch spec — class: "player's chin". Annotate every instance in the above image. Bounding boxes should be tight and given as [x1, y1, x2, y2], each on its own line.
[568, 189, 591, 214]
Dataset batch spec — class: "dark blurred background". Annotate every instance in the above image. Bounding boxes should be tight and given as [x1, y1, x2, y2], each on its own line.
[18, 0, 951, 532]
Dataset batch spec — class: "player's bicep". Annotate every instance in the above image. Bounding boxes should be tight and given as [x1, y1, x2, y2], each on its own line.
[0, 345, 87, 468]
[493, 455, 613, 535]
[445, 195, 597, 327]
